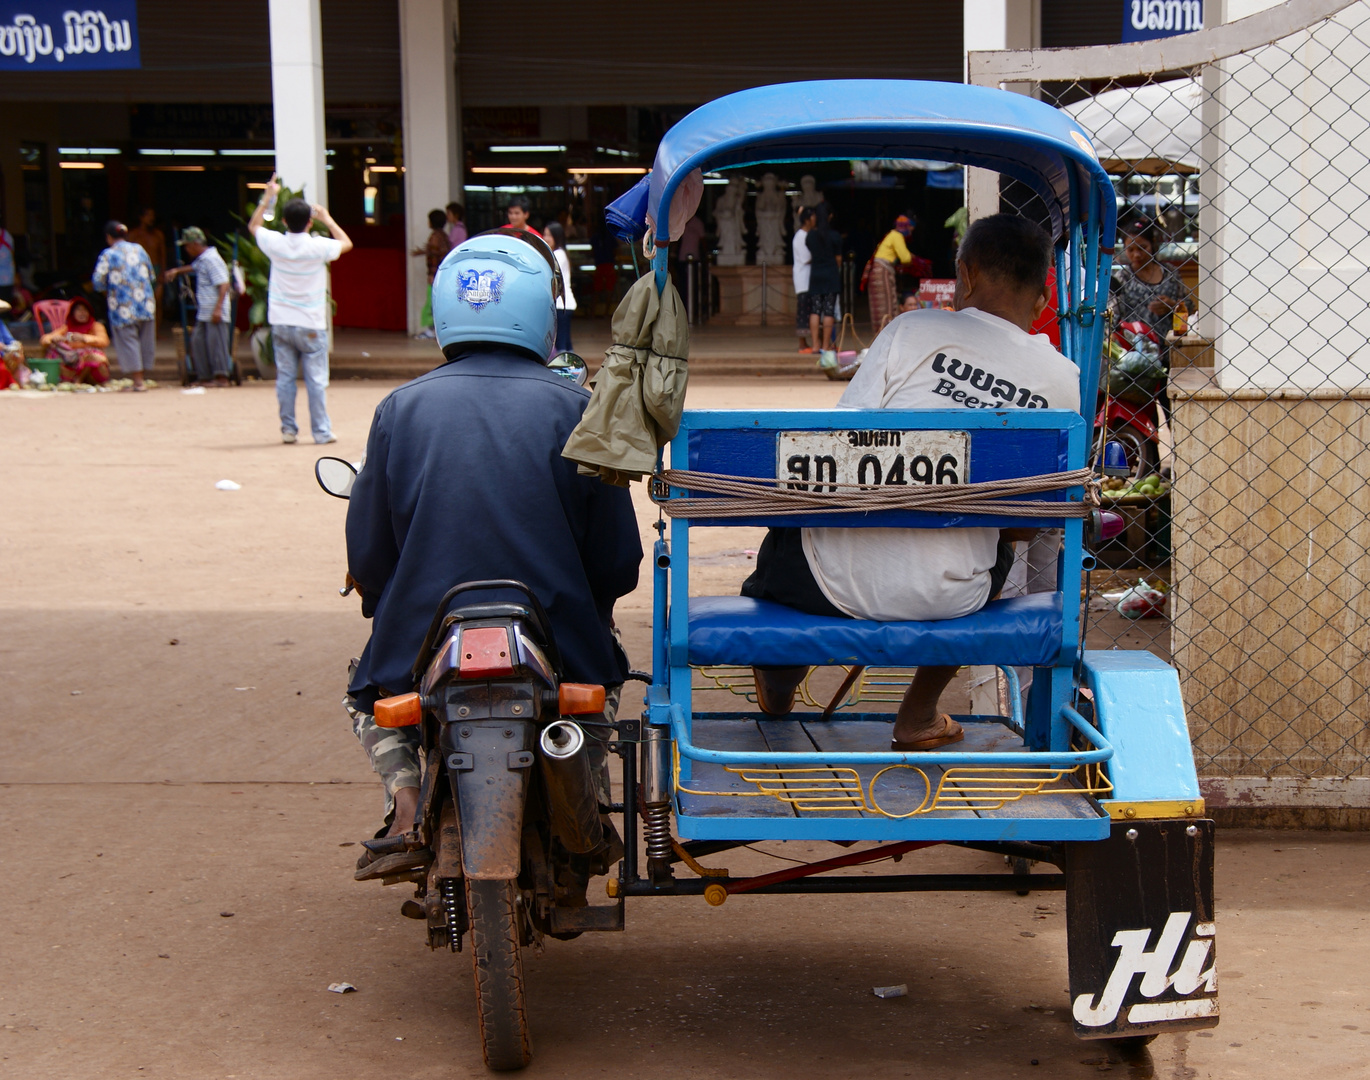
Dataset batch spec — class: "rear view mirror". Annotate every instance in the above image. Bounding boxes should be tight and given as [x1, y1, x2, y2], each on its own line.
[547, 351, 589, 386]
[315, 456, 358, 499]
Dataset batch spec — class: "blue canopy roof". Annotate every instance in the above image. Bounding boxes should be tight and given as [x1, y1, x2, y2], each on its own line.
[643, 80, 1115, 243]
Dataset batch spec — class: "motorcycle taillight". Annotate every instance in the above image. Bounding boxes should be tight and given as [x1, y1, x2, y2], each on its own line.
[457, 626, 515, 678]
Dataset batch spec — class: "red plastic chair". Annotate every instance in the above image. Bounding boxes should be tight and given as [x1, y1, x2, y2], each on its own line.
[33, 299, 71, 336]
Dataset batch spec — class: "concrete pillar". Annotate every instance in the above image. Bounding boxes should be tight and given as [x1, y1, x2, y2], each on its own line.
[964, 0, 1040, 222]
[400, 0, 462, 336]
[268, 0, 328, 206]
[963, 0, 1042, 716]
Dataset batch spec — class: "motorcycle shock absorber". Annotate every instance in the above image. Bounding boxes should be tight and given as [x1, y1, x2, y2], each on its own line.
[640, 724, 675, 886]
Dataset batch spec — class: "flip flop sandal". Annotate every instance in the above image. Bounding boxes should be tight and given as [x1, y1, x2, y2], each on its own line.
[890, 713, 965, 752]
[354, 848, 432, 882]
[353, 832, 431, 881]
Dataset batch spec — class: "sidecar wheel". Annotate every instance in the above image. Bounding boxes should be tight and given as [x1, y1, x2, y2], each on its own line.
[466, 877, 532, 1071]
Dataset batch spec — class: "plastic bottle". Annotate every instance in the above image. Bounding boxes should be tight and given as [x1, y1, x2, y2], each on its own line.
[260, 188, 277, 223]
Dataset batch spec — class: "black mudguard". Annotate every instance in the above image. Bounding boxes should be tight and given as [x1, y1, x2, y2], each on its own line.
[1065, 819, 1218, 1039]
[441, 719, 535, 880]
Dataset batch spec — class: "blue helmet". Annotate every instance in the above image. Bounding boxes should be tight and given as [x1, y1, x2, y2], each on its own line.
[433, 227, 559, 362]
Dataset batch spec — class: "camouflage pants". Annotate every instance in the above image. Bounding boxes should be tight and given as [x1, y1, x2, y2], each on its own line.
[344, 682, 622, 819]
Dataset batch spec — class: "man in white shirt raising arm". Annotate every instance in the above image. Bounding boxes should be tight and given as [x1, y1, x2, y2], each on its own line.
[248, 176, 353, 444]
[741, 213, 1080, 750]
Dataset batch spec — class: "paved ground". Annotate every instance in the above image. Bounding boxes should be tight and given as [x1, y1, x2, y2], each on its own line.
[3, 377, 1368, 1078]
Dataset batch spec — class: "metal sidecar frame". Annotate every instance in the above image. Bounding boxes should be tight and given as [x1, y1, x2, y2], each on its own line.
[591, 79, 1217, 1046]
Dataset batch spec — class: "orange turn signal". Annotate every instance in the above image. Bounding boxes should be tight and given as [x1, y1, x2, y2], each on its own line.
[374, 692, 423, 728]
[558, 683, 605, 716]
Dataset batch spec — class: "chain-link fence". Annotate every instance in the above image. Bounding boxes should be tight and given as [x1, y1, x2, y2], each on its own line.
[973, 0, 1370, 792]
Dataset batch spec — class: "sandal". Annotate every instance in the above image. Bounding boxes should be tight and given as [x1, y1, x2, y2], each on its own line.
[890, 713, 965, 752]
[354, 832, 432, 881]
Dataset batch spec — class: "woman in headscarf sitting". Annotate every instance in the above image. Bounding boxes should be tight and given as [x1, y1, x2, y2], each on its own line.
[40, 297, 110, 385]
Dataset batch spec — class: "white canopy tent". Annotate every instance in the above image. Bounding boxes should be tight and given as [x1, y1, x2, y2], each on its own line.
[1063, 78, 1202, 174]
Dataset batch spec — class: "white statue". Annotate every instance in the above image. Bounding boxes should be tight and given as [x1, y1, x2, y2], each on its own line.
[755, 172, 788, 266]
[791, 174, 823, 230]
[713, 176, 747, 267]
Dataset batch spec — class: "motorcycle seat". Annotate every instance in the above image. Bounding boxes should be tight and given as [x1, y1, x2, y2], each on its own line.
[685, 592, 1064, 669]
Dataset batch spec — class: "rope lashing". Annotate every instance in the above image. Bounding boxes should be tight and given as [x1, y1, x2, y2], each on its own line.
[649, 467, 1097, 520]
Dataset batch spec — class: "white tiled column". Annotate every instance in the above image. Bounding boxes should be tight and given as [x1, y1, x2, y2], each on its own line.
[400, 0, 462, 336]
[964, 0, 1040, 222]
[268, 0, 328, 206]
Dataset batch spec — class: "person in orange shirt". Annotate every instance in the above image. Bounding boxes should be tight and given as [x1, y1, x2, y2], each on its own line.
[506, 195, 537, 233]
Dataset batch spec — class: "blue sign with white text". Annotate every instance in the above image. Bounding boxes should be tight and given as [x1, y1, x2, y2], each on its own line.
[1122, 0, 1203, 42]
[0, 2, 139, 70]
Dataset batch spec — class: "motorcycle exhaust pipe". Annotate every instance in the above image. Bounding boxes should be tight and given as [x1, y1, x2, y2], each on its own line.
[538, 721, 605, 855]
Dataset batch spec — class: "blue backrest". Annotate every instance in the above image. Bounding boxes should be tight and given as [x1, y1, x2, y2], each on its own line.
[668, 408, 1088, 529]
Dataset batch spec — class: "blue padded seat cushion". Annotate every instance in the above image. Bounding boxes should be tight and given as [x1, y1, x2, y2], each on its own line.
[686, 593, 1064, 668]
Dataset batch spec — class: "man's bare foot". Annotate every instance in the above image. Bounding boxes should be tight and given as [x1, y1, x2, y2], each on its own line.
[388, 786, 420, 836]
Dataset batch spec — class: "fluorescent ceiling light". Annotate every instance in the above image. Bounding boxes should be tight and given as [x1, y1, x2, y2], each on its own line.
[471, 166, 547, 175]
[464, 185, 494, 192]
[59, 147, 120, 155]
[595, 146, 633, 158]
[578, 265, 597, 271]
[246, 182, 268, 189]
[566, 243, 592, 251]
[60, 161, 105, 169]
[368, 165, 400, 173]
[219, 149, 274, 157]
[571, 167, 648, 175]
[702, 178, 729, 185]
[138, 148, 216, 157]
[490, 145, 565, 153]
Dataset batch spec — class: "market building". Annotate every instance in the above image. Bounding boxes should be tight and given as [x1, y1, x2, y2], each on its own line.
[0, 0, 1122, 333]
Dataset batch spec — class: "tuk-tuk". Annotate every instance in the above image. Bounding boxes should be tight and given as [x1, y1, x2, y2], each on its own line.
[370, 79, 1217, 1072]
[626, 78, 1215, 1052]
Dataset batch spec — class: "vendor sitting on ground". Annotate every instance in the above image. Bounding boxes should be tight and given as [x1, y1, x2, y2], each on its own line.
[40, 297, 110, 385]
[741, 213, 1081, 750]
[0, 300, 28, 388]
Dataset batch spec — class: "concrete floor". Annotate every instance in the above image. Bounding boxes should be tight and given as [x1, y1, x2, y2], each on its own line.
[2, 377, 1367, 1078]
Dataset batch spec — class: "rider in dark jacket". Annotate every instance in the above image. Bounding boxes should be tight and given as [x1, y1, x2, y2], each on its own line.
[344, 228, 641, 879]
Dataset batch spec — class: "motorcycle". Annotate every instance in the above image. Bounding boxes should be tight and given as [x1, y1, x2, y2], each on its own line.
[1096, 320, 1165, 479]
[315, 351, 641, 1071]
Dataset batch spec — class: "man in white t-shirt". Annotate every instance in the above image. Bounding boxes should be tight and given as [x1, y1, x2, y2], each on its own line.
[742, 214, 1080, 750]
[248, 178, 352, 444]
[792, 206, 815, 352]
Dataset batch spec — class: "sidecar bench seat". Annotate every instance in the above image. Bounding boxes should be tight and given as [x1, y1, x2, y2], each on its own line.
[686, 593, 1063, 669]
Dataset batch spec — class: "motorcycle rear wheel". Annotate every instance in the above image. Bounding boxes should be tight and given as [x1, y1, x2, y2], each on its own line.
[466, 878, 532, 1071]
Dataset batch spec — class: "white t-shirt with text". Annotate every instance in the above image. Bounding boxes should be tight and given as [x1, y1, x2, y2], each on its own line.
[801, 306, 1081, 621]
[255, 228, 343, 331]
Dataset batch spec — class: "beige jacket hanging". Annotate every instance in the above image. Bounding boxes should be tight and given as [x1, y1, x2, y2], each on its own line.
[561, 272, 690, 486]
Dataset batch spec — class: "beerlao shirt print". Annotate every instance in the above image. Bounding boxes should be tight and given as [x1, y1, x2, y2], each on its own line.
[799, 306, 1080, 623]
[849, 306, 1080, 414]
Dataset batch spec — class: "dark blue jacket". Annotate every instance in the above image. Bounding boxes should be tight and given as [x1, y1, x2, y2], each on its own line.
[346, 350, 642, 698]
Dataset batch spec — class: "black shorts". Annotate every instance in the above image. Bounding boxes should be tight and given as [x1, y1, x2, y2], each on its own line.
[741, 527, 1016, 619]
[809, 292, 838, 319]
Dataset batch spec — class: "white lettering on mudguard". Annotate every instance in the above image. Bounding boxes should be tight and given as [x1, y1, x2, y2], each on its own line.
[1128, 997, 1220, 1023]
[1073, 912, 1217, 1028]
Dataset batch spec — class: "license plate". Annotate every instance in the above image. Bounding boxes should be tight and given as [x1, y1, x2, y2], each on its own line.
[777, 429, 968, 490]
